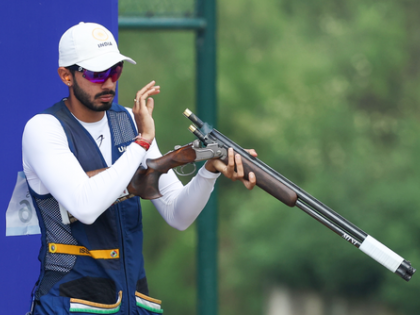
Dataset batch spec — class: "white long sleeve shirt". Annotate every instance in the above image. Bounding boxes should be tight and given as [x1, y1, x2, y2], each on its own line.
[22, 107, 220, 230]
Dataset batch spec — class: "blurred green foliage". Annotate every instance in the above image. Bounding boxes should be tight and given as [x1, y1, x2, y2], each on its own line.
[119, 0, 195, 17]
[118, 0, 420, 314]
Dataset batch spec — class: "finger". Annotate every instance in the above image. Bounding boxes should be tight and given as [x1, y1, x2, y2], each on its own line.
[235, 153, 244, 178]
[246, 149, 258, 157]
[239, 171, 256, 190]
[146, 97, 154, 115]
[147, 89, 160, 97]
[137, 80, 156, 96]
[249, 171, 256, 183]
[207, 158, 231, 177]
[248, 172, 257, 189]
[224, 148, 236, 178]
[133, 98, 141, 111]
[133, 90, 158, 115]
[209, 154, 236, 179]
[228, 148, 235, 167]
[142, 86, 161, 98]
[149, 86, 160, 94]
[134, 82, 158, 104]
[140, 88, 158, 101]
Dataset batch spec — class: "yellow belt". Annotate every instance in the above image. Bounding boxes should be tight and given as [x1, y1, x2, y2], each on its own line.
[48, 243, 119, 260]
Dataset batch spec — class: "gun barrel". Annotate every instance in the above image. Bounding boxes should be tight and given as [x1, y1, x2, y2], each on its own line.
[188, 125, 209, 144]
[395, 260, 416, 281]
[184, 108, 204, 128]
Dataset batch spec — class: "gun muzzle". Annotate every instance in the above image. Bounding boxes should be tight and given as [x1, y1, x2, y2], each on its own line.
[184, 108, 204, 128]
[395, 260, 416, 281]
[188, 125, 208, 144]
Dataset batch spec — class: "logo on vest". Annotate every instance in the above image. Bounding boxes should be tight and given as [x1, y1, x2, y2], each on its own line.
[118, 145, 127, 153]
[79, 247, 90, 255]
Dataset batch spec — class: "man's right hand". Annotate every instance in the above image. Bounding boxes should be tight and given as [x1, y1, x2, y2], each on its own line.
[133, 81, 160, 142]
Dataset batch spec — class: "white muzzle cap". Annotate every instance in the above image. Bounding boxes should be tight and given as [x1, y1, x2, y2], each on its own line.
[58, 22, 136, 71]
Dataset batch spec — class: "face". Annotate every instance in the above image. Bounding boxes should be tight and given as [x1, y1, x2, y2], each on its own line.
[72, 71, 116, 112]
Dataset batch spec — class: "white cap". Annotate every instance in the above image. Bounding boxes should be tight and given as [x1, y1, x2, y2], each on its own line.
[59, 22, 136, 71]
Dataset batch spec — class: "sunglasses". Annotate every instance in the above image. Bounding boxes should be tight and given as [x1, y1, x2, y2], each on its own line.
[68, 62, 123, 84]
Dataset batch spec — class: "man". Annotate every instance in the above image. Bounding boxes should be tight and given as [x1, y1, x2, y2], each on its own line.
[23, 22, 256, 314]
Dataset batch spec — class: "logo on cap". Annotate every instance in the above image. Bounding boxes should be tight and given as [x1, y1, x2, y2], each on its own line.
[92, 28, 109, 41]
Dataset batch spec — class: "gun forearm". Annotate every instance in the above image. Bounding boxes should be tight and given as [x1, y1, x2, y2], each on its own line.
[221, 153, 298, 207]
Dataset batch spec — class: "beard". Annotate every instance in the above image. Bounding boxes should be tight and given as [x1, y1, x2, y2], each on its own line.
[72, 75, 115, 112]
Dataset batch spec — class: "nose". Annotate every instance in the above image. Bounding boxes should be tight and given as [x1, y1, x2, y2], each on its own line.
[102, 77, 116, 89]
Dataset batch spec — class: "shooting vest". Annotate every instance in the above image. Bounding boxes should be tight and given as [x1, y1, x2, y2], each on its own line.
[29, 100, 162, 315]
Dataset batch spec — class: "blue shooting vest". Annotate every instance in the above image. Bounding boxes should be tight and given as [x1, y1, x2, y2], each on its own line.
[29, 100, 162, 315]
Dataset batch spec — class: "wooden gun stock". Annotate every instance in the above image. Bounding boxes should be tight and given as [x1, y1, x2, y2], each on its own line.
[86, 142, 198, 201]
[128, 143, 197, 200]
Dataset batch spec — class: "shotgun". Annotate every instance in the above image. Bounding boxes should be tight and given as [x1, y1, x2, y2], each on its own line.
[121, 108, 415, 281]
[179, 108, 416, 282]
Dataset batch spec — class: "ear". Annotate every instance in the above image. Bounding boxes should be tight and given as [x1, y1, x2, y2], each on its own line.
[58, 67, 73, 86]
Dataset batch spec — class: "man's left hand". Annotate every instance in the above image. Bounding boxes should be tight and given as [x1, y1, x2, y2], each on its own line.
[205, 148, 257, 190]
